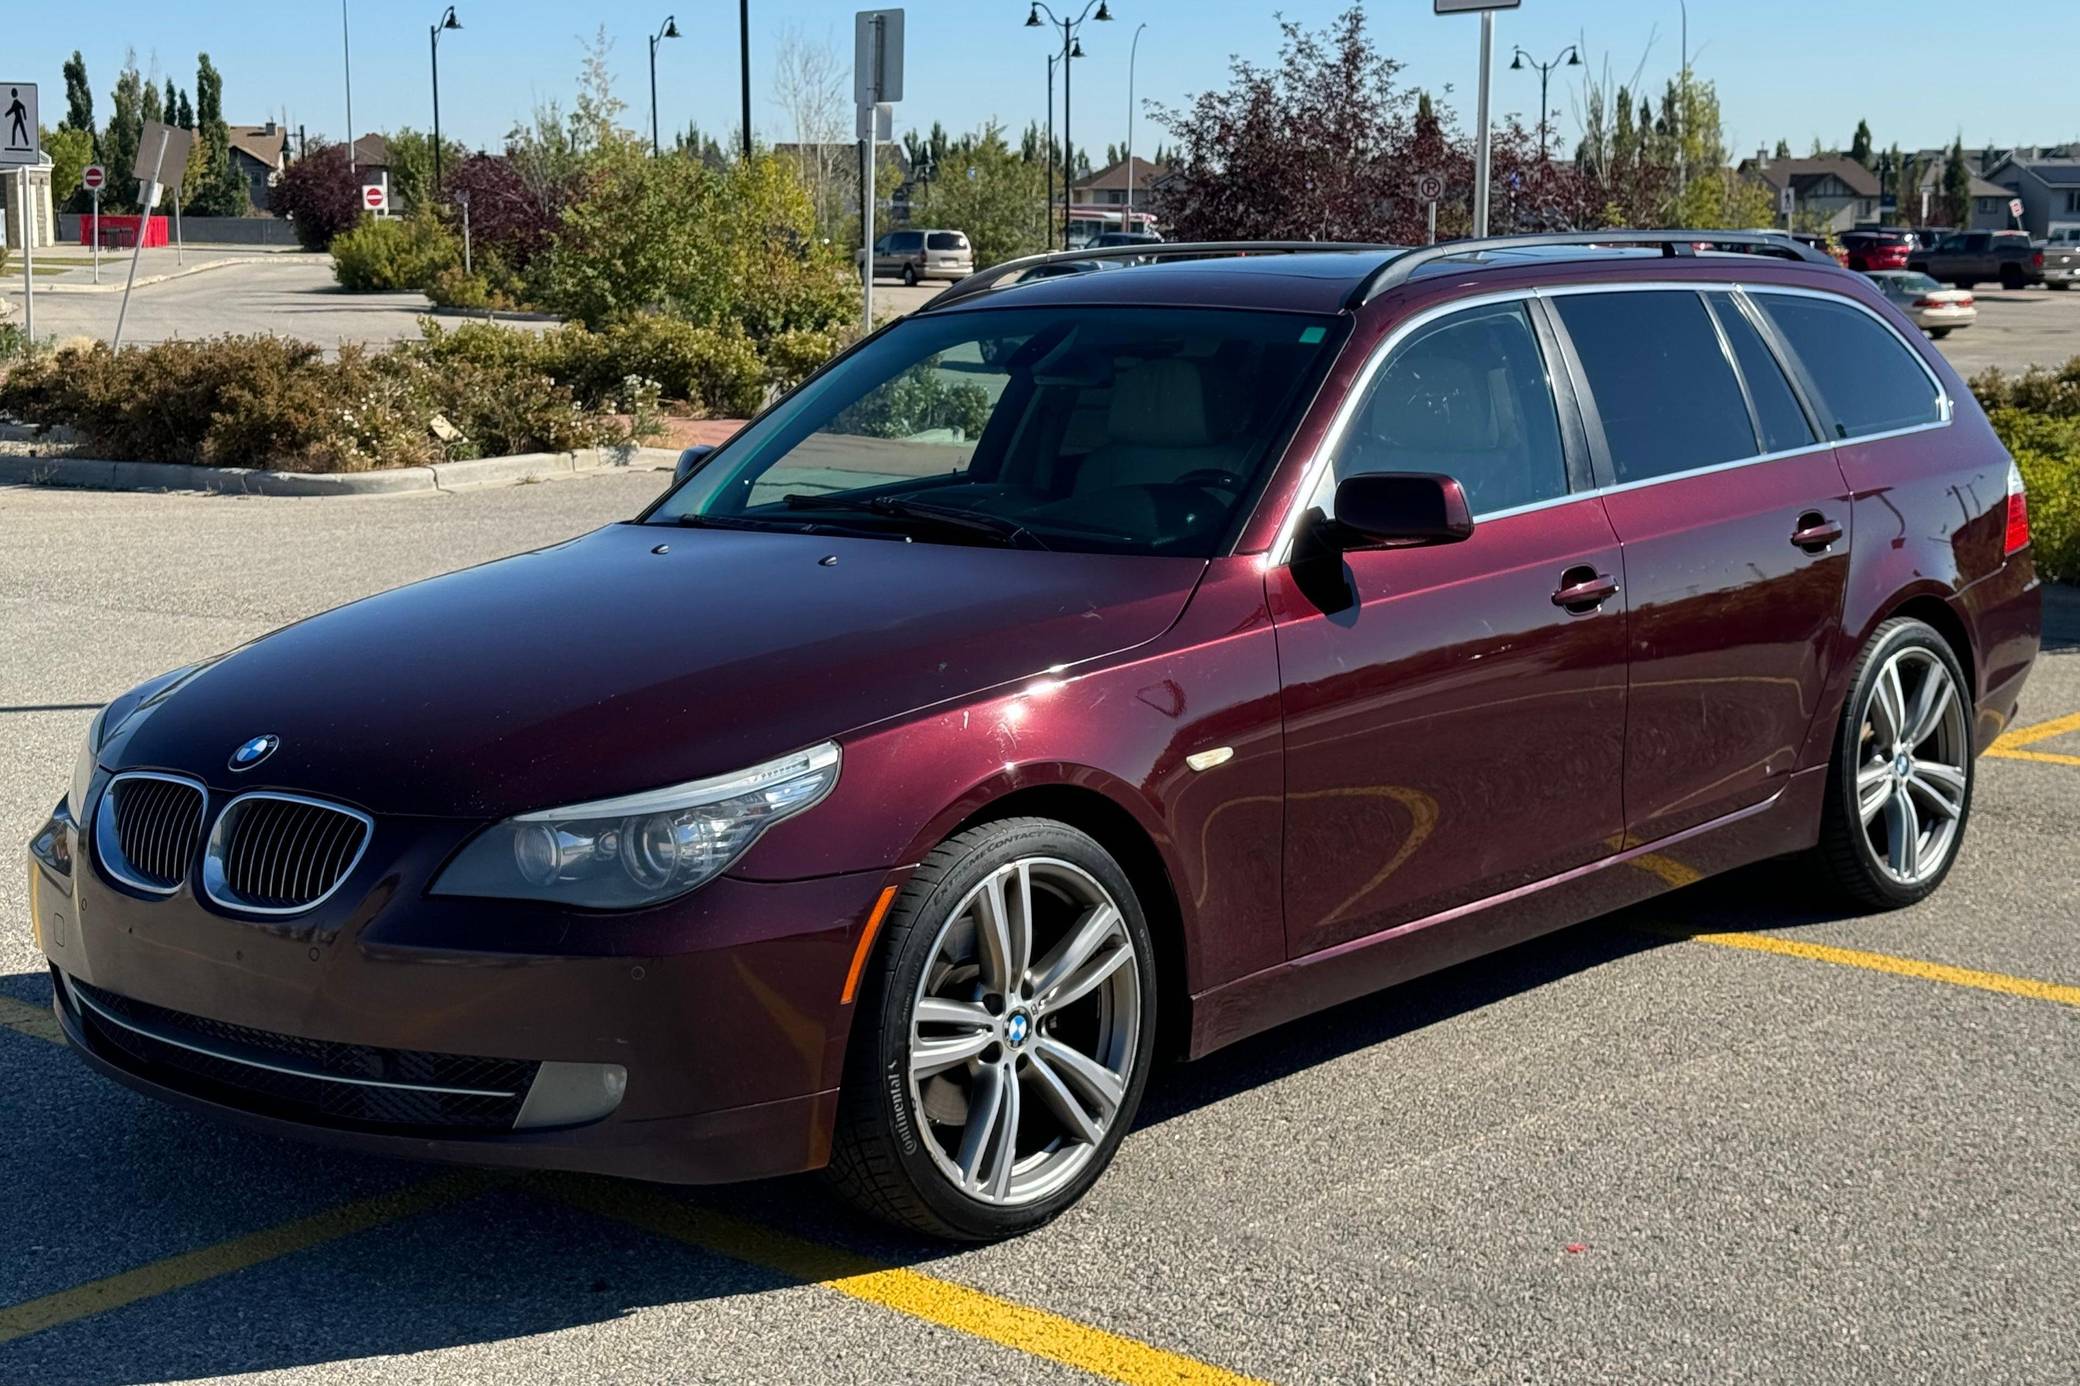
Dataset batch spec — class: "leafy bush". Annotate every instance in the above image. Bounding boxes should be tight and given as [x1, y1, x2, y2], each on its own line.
[425, 266, 494, 310]
[271, 141, 364, 251]
[1973, 360, 2080, 582]
[413, 315, 772, 419]
[0, 333, 652, 472]
[331, 214, 462, 292]
[829, 357, 991, 440]
[762, 325, 856, 393]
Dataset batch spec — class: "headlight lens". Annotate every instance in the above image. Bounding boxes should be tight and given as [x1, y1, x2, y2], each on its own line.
[67, 706, 109, 826]
[430, 742, 840, 909]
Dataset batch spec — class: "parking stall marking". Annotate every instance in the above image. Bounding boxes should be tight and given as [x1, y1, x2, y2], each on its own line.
[0, 1174, 485, 1346]
[1986, 708, 2080, 767]
[1661, 928, 2080, 1008]
[548, 1178, 1271, 1386]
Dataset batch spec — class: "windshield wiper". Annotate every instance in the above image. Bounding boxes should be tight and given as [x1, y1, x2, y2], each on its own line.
[780, 493, 1051, 550]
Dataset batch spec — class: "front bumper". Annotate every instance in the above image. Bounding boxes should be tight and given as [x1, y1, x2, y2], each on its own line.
[29, 809, 890, 1184]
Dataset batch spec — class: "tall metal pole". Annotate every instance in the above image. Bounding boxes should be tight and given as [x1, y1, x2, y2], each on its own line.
[1126, 22, 1145, 225]
[1473, 10, 1494, 237]
[430, 24, 443, 192]
[1061, 19, 1073, 249]
[650, 34, 661, 156]
[343, 0, 355, 174]
[1676, 0, 1688, 205]
[1538, 65, 1549, 161]
[1045, 54, 1056, 246]
[739, 0, 752, 159]
[114, 125, 172, 351]
[18, 169, 31, 342]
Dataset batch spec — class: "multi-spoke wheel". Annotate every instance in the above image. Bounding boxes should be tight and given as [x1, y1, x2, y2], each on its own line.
[828, 818, 1157, 1240]
[1817, 618, 1975, 908]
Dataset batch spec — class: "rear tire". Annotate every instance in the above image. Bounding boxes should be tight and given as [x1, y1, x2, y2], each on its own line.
[2000, 264, 2025, 291]
[1928, 327, 1952, 339]
[826, 817, 1158, 1241]
[902, 263, 919, 287]
[1811, 618, 1974, 910]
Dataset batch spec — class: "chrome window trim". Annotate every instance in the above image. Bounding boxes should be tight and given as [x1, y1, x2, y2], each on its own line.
[93, 770, 207, 897]
[1268, 278, 1952, 565]
[201, 790, 375, 918]
[63, 974, 517, 1099]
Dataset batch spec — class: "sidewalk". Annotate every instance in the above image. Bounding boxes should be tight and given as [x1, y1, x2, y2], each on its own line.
[3, 245, 306, 296]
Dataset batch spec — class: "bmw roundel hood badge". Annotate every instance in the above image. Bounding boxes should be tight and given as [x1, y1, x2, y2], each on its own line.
[229, 734, 280, 772]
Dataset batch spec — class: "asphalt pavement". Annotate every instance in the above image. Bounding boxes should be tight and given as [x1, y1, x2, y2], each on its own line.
[0, 474, 2075, 1384]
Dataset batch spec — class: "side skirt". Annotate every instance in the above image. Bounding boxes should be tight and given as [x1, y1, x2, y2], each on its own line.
[1185, 765, 1831, 1058]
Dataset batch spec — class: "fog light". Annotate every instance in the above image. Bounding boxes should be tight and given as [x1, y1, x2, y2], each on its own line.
[513, 1061, 629, 1129]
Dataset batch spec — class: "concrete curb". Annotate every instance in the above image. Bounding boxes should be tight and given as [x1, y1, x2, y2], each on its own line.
[0, 446, 680, 497]
[22, 256, 252, 296]
[426, 304, 563, 324]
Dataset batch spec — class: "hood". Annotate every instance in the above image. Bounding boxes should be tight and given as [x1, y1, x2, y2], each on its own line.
[105, 523, 1205, 818]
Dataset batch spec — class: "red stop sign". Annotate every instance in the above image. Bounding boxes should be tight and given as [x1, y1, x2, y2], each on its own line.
[82, 164, 105, 191]
[362, 184, 386, 211]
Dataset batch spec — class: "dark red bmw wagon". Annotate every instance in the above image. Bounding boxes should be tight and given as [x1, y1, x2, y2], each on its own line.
[28, 232, 2042, 1240]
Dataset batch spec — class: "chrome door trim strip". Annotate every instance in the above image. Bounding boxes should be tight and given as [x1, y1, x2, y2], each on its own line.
[1266, 278, 1954, 565]
[201, 790, 376, 918]
[63, 974, 518, 1098]
[93, 770, 207, 897]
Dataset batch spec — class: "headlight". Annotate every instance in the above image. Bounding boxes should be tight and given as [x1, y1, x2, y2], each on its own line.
[430, 742, 840, 909]
[67, 706, 109, 826]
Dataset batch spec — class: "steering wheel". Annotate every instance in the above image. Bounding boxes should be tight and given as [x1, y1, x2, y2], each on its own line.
[1173, 469, 1245, 491]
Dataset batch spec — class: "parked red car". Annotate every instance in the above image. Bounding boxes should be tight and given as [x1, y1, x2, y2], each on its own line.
[1842, 228, 1913, 271]
[30, 233, 2041, 1241]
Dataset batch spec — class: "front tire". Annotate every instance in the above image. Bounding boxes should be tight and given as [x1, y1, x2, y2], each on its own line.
[1813, 618, 1974, 909]
[827, 817, 1158, 1240]
[1929, 326, 1952, 339]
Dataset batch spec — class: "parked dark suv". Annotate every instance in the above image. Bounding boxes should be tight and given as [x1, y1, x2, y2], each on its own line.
[1909, 229, 2044, 288]
[30, 233, 2041, 1241]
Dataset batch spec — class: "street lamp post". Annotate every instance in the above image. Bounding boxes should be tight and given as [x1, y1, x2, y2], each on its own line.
[1508, 44, 1581, 161]
[649, 15, 680, 157]
[1045, 52, 1058, 242]
[343, 0, 355, 175]
[1675, 0, 1688, 204]
[1126, 21, 1146, 226]
[1027, 0, 1113, 251]
[429, 6, 461, 194]
[739, 0, 752, 159]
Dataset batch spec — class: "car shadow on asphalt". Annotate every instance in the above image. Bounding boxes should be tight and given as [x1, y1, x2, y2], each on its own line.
[0, 864, 1894, 1379]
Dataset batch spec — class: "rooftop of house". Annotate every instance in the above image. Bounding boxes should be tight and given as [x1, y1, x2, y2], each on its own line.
[226, 122, 288, 168]
[1071, 156, 1169, 192]
[1739, 155, 1882, 199]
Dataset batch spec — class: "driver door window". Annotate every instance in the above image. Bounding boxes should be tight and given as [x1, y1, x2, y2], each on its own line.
[1330, 301, 1570, 517]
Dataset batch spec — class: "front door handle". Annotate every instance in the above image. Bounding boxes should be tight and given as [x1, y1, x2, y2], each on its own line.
[1552, 568, 1619, 612]
[1790, 513, 1844, 552]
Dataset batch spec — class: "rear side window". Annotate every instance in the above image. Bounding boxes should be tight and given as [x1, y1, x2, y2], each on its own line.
[892, 232, 923, 251]
[1754, 294, 1942, 440]
[927, 232, 967, 250]
[1333, 301, 1569, 516]
[1706, 293, 1816, 454]
[1553, 290, 1758, 484]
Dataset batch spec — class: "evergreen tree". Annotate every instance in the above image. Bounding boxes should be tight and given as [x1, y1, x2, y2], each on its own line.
[142, 75, 163, 129]
[1849, 119, 1873, 168]
[1943, 137, 1971, 225]
[176, 89, 194, 130]
[162, 79, 178, 129]
[1774, 137, 1790, 159]
[189, 52, 249, 216]
[1613, 88, 1635, 174]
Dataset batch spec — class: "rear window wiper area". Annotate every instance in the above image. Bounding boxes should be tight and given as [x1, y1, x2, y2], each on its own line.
[779, 493, 1052, 550]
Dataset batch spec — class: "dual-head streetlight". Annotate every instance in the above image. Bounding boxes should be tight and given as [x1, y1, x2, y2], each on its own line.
[1508, 43, 1580, 162]
[1027, 1, 1112, 250]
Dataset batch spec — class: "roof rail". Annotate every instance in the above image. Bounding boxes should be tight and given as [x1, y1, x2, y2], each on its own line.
[1350, 229, 1838, 305]
[920, 241, 1399, 312]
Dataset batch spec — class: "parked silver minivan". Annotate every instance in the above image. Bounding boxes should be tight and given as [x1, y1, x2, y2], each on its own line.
[869, 229, 975, 285]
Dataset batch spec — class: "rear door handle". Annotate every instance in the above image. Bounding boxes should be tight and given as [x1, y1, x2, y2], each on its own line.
[1790, 514, 1844, 552]
[1552, 570, 1619, 611]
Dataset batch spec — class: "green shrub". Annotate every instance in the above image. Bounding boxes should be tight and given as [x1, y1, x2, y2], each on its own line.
[597, 316, 766, 418]
[829, 356, 991, 440]
[425, 266, 493, 310]
[1986, 407, 2080, 583]
[762, 325, 855, 393]
[331, 214, 462, 292]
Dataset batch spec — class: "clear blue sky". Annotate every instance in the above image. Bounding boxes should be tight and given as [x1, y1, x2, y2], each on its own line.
[9, 1, 2076, 163]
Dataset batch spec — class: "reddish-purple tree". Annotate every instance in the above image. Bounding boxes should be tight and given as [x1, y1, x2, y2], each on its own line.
[1152, 6, 1591, 244]
[442, 153, 568, 272]
[270, 140, 364, 251]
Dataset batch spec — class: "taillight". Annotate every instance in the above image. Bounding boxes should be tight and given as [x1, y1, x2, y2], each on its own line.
[2005, 459, 2031, 556]
[1912, 296, 1937, 307]
[2034, 251, 2045, 269]
[1958, 294, 1973, 307]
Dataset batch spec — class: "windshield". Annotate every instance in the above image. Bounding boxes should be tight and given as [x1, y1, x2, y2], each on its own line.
[649, 305, 1345, 556]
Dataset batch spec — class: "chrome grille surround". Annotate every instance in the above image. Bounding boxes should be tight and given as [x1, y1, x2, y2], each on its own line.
[95, 771, 208, 895]
[202, 791, 373, 916]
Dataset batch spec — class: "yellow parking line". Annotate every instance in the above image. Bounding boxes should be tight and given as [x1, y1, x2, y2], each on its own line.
[1986, 745, 2080, 767]
[549, 1179, 1269, 1386]
[0, 994, 65, 1045]
[1669, 929, 2080, 1008]
[0, 1174, 483, 1345]
[1990, 708, 2080, 751]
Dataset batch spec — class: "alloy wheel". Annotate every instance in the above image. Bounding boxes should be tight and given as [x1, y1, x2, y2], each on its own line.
[905, 857, 1141, 1207]
[1854, 646, 1969, 886]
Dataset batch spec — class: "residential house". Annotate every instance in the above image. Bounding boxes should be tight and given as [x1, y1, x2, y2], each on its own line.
[1068, 155, 1167, 218]
[1908, 163, 2015, 231]
[1983, 155, 2080, 239]
[1738, 154, 1880, 232]
[226, 121, 289, 211]
[345, 133, 392, 182]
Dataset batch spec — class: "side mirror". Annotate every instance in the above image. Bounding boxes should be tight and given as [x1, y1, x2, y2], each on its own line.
[672, 445, 714, 487]
[1326, 472, 1475, 549]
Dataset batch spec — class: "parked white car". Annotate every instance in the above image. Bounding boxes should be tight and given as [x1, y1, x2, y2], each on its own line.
[1866, 271, 1976, 337]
